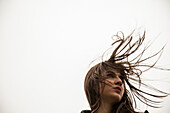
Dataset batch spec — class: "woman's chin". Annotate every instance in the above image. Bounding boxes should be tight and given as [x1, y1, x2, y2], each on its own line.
[103, 93, 123, 104]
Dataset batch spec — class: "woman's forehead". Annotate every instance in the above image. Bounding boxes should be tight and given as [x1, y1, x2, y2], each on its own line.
[103, 67, 121, 75]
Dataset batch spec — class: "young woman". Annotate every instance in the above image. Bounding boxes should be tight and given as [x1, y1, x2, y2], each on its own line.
[81, 30, 169, 113]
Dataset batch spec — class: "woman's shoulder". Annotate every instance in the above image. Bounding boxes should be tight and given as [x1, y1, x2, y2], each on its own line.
[144, 110, 149, 113]
[80, 110, 149, 113]
[80, 110, 91, 113]
[137, 110, 149, 113]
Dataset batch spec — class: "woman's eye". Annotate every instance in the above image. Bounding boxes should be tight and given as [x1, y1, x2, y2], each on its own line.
[106, 74, 115, 78]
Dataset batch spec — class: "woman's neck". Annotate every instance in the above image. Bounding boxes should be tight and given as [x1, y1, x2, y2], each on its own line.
[96, 101, 114, 113]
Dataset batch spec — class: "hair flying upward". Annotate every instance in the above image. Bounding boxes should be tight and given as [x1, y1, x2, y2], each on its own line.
[84, 30, 170, 113]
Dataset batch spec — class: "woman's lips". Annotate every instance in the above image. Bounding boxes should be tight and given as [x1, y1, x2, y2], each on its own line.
[114, 87, 121, 93]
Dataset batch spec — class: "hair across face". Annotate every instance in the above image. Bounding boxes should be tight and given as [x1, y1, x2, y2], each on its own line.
[84, 62, 130, 113]
[100, 68, 125, 105]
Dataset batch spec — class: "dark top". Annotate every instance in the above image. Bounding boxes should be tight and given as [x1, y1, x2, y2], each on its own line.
[81, 110, 91, 113]
[81, 110, 149, 113]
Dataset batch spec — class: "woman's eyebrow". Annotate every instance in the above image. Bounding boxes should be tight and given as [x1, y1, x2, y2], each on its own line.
[106, 71, 116, 75]
[106, 71, 122, 77]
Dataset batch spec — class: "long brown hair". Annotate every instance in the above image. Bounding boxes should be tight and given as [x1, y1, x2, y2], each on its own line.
[84, 30, 169, 113]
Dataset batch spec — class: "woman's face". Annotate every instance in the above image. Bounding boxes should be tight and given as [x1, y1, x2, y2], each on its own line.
[100, 68, 125, 105]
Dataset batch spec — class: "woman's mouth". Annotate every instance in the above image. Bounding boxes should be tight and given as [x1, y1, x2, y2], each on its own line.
[114, 87, 121, 93]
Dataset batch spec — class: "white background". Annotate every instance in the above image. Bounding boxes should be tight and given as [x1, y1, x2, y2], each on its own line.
[0, 0, 170, 113]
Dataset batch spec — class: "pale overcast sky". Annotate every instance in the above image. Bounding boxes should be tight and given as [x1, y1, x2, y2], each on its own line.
[0, 0, 170, 113]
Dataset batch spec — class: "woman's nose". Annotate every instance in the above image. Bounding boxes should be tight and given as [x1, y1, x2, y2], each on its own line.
[115, 77, 123, 86]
